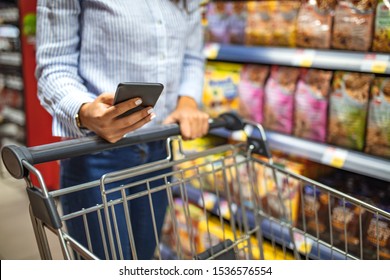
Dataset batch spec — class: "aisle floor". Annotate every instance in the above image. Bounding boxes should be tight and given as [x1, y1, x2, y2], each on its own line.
[0, 164, 62, 260]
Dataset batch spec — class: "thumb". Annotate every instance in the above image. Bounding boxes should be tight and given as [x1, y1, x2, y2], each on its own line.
[98, 92, 115, 105]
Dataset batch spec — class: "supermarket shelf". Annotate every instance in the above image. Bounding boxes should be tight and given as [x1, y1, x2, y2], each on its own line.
[209, 128, 390, 183]
[172, 185, 353, 260]
[0, 52, 22, 67]
[0, 64, 22, 75]
[204, 43, 390, 75]
[265, 132, 390, 182]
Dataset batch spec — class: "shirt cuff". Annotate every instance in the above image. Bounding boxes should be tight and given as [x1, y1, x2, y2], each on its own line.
[178, 60, 205, 106]
[52, 91, 95, 138]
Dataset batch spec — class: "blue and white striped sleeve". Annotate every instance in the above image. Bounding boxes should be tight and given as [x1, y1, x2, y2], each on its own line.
[178, 3, 206, 106]
[35, 0, 95, 138]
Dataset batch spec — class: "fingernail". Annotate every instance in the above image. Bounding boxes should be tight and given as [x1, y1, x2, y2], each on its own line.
[150, 113, 156, 120]
[147, 108, 154, 114]
[135, 99, 142, 106]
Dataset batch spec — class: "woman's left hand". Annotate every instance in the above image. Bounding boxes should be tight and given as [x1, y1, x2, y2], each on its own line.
[163, 96, 209, 140]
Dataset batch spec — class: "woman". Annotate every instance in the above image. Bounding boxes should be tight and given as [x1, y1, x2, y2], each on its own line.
[36, 0, 209, 259]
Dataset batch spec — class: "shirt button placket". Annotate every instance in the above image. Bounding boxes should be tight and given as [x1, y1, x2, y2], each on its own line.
[153, 5, 168, 120]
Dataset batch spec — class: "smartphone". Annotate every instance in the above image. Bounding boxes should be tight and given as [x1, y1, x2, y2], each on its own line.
[113, 82, 164, 118]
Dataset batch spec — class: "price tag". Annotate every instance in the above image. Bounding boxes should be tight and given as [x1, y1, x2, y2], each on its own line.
[203, 43, 221, 60]
[321, 147, 349, 168]
[198, 192, 216, 211]
[293, 232, 313, 255]
[231, 130, 247, 142]
[292, 49, 316, 67]
[361, 54, 389, 74]
[371, 60, 388, 73]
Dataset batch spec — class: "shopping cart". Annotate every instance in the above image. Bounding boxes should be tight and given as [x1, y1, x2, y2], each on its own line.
[1, 113, 389, 260]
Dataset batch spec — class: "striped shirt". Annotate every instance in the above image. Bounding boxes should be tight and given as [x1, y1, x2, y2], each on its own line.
[35, 0, 205, 138]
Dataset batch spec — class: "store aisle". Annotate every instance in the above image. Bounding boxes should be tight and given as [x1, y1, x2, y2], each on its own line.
[0, 165, 62, 260]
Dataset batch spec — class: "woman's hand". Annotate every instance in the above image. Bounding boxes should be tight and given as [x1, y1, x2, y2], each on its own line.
[78, 92, 155, 143]
[164, 96, 209, 140]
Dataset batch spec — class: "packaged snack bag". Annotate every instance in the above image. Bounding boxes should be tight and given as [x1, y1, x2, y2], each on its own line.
[331, 199, 370, 256]
[365, 78, 390, 158]
[245, 1, 299, 47]
[263, 66, 299, 134]
[272, 1, 300, 47]
[364, 186, 390, 260]
[332, 0, 377, 51]
[328, 71, 374, 150]
[226, 2, 247, 45]
[372, 0, 390, 52]
[297, 0, 336, 49]
[245, 1, 273, 46]
[205, 2, 230, 43]
[294, 69, 332, 142]
[172, 199, 206, 259]
[330, 176, 374, 257]
[299, 185, 333, 244]
[365, 210, 390, 260]
[202, 62, 242, 118]
[256, 155, 305, 226]
[238, 64, 269, 123]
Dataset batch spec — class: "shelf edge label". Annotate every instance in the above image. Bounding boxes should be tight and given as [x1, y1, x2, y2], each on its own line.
[292, 49, 316, 68]
[361, 54, 389, 74]
[203, 43, 221, 60]
[321, 147, 349, 168]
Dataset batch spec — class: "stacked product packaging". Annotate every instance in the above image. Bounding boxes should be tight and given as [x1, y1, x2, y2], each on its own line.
[203, 0, 390, 157]
[189, 0, 390, 260]
[205, 0, 390, 52]
[202, 61, 390, 158]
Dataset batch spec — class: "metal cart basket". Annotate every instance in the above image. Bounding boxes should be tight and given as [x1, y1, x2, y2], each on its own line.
[2, 113, 389, 260]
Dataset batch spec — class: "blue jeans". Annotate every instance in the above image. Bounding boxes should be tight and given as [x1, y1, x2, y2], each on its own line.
[60, 141, 170, 260]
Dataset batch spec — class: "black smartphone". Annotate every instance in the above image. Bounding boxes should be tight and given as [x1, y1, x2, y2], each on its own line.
[113, 82, 164, 118]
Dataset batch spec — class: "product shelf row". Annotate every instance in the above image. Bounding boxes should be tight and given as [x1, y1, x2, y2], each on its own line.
[170, 185, 353, 260]
[210, 127, 390, 183]
[204, 43, 390, 75]
[204, 42, 390, 183]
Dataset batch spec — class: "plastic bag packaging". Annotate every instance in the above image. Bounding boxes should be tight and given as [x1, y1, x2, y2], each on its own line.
[332, 0, 377, 51]
[328, 71, 374, 150]
[296, 0, 336, 49]
[245, 1, 300, 47]
[372, 0, 390, 52]
[365, 78, 390, 158]
[294, 69, 332, 142]
[263, 66, 300, 134]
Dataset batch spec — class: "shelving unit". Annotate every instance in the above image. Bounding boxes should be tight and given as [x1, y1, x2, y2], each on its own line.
[0, 1, 59, 188]
[204, 43, 390, 75]
[171, 185, 353, 260]
[210, 127, 390, 183]
[0, 1, 25, 149]
[204, 42, 390, 183]
[201, 0, 390, 261]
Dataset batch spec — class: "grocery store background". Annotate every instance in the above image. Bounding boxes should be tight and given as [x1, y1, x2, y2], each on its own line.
[1, 0, 389, 260]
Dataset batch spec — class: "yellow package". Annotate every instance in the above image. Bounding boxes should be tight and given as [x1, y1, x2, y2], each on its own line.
[172, 135, 228, 190]
[197, 216, 295, 260]
[245, 1, 299, 47]
[203, 62, 242, 118]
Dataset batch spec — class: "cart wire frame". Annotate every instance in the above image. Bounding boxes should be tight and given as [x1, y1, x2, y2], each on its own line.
[3, 117, 390, 260]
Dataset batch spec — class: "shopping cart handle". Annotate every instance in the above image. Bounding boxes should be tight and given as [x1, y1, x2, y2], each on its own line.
[1, 112, 244, 179]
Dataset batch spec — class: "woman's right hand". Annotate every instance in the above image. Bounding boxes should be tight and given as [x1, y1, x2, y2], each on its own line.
[78, 92, 155, 143]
